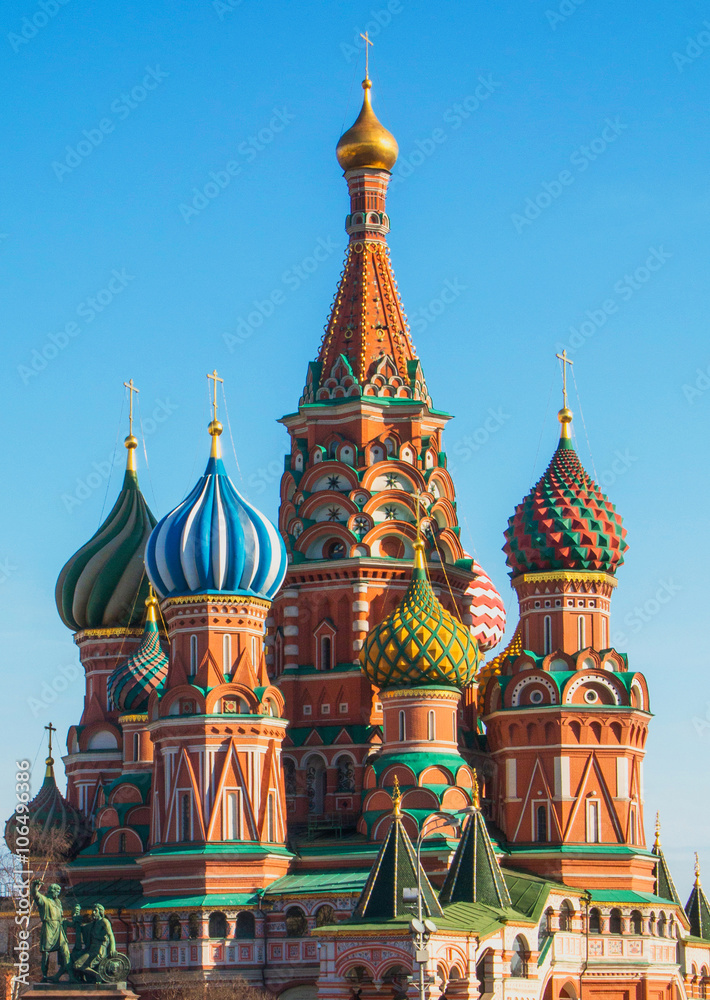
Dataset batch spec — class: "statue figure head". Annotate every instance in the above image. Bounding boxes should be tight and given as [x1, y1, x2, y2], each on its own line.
[48, 884, 62, 899]
[92, 904, 105, 919]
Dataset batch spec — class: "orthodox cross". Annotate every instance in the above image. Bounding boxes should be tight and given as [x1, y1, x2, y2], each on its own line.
[123, 378, 139, 436]
[207, 369, 223, 422]
[555, 349, 573, 408]
[45, 721, 56, 757]
[360, 31, 373, 79]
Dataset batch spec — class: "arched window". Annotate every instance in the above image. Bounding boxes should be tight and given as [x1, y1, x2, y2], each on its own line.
[589, 908, 601, 934]
[657, 911, 666, 937]
[274, 630, 284, 676]
[235, 912, 255, 939]
[630, 910, 643, 935]
[225, 790, 240, 840]
[609, 908, 622, 934]
[180, 793, 191, 841]
[539, 907, 553, 949]
[152, 914, 160, 940]
[335, 755, 355, 793]
[208, 911, 227, 938]
[168, 914, 181, 941]
[536, 804, 548, 843]
[399, 711, 406, 741]
[118, 832, 126, 854]
[475, 949, 494, 995]
[559, 900, 573, 932]
[190, 635, 198, 672]
[223, 633, 231, 671]
[701, 967, 708, 999]
[285, 906, 307, 937]
[649, 911, 656, 935]
[578, 615, 586, 649]
[601, 617, 607, 646]
[315, 904, 335, 927]
[587, 800, 600, 843]
[305, 757, 326, 815]
[188, 913, 200, 939]
[510, 935, 529, 978]
[133, 733, 140, 761]
[427, 710, 435, 741]
[267, 793, 275, 842]
[543, 616, 552, 654]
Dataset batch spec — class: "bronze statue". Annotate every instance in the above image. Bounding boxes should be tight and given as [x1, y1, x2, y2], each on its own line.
[30, 880, 71, 981]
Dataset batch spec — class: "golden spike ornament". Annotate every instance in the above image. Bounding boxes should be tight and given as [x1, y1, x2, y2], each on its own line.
[207, 369, 224, 457]
[123, 378, 140, 471]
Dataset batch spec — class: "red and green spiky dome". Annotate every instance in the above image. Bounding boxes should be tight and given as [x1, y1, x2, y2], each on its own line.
[504, 413, 627, 578]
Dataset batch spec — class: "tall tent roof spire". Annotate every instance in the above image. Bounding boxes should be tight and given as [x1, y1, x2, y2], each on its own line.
[686, 854, 710, 940]
[439, 796, 512, 909]
[652, 816, 683, 907]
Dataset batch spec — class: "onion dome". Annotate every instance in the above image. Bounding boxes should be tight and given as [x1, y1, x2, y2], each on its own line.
[336, 78, 398, 172]
[56, 435, 156, 630]
[463, 556, 506, 652]
[476, 622, 523, 713]
[503, 407, 627, 577]
[4, 735, 90, 859]
[108, 588, 168, 713]
[360, 538, 481, 690]
[146, 416, 287, 600]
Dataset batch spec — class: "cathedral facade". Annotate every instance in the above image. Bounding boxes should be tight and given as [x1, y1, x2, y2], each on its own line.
[9, 70, 710, 1000]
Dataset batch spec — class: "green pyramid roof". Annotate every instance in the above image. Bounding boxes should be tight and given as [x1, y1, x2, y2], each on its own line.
[686, 873, 710, 940]
[354, 805, 443, 921]
[439, 809, 512, 908]
[652, 841, 682, 907]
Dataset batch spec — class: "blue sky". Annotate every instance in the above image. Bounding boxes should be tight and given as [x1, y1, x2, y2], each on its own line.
[2, 0, 709, 888]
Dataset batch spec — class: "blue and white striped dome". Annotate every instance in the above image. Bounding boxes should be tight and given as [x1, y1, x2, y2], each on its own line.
[145, 433, 287, 601]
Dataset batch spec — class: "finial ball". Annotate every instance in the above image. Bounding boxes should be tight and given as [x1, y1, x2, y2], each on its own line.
[362, 78, 372, 90]
[124, 434, 138, 450]
[209, 420, 223, 437]
[558, 407, 573, 425]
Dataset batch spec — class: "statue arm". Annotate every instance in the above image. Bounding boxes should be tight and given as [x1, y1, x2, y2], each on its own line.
[106, 919, 117, 956]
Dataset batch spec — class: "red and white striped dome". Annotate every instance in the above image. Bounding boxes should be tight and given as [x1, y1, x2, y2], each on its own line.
[462, 557, 506, 653]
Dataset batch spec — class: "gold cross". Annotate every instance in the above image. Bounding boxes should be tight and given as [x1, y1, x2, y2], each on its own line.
[207, 369, 223, 422]
[360, 31, 373, 79]
[123, 379, 139, 436]
[555, 349, 574, 408]
[414, 490, 423, 542]
[45, 721, 56, 756]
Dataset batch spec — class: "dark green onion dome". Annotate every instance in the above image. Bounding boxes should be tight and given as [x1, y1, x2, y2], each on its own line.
[4, 753, 91, 859]
[56, 437, 156, 630]
[504, 408, 627, 578]
[360, 539, 481, 690]
[108, 589, 168, 713]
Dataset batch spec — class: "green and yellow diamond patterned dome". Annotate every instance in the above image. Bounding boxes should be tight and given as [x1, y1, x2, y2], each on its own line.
[360, 541, 481, 690]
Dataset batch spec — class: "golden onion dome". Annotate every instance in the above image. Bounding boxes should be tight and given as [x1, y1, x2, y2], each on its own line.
[360, 540, 481, 690]
[336, 79, 399, 172]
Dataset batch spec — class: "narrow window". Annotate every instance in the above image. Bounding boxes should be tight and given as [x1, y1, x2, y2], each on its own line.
[321, 635, 332, 671]
[267, 793, 275, 842]
[180, 793, 191, 841]
[601, 617, 607, 647]
[589, 908, 601, 934]
[427, 710, 435, 741]
[118, 832, 126, 854]
[133, 733, 140, 761]
[223, 633, 232, 672]
[251, 635, 257, 665]
[536, 804, 548, 843]
[452, 711, 457, 742]
[543, 615, 552, 654]
[629, 805, 637, 844]
[190, 635, 198, 672]
[587, 800, 600, 843]
[275, 632, 284, 676]
[226, 791, 239, 840]
[578, 615, 586, 649]
[398, 710, 406, 742]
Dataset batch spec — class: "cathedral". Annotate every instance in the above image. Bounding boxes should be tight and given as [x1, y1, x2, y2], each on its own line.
[8, 68, 710, 1000]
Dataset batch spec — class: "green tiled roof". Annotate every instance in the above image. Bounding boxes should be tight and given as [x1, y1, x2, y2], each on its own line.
[653, 843, 683, 906]
[285, 725, 375, 747]
[265, 869, 371, 897]
[139, 893, 261, 909]
[686, 881, 710, 940]
[64, 879, 143, 910]
[440, 810, 511, 909]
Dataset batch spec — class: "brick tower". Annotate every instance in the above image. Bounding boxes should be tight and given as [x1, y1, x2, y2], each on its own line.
[480, 391, 654, 892]
[268, 75, 505, 834]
